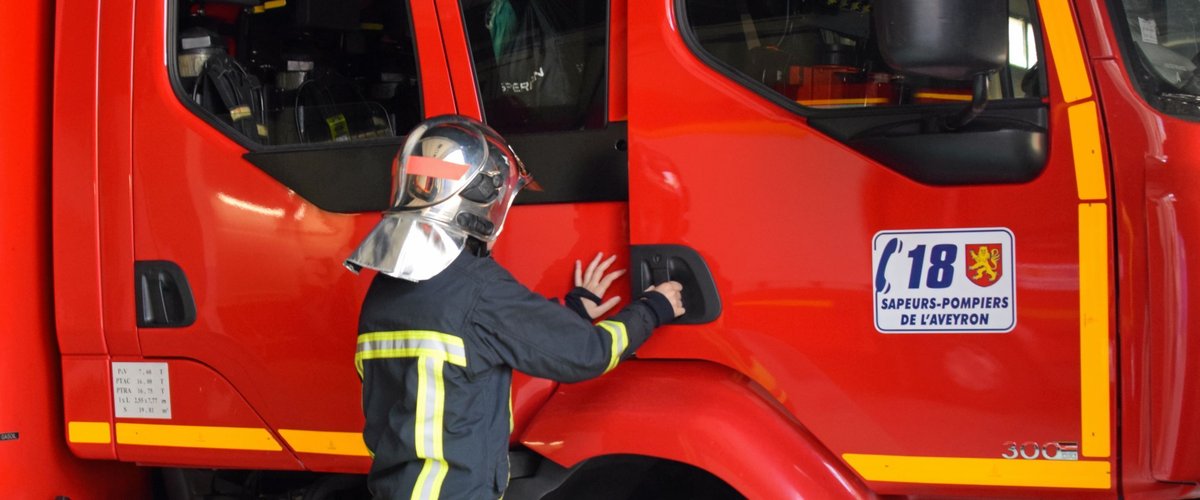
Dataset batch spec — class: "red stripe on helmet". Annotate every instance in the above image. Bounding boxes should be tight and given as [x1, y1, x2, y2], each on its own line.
[405, 155, 469, 180]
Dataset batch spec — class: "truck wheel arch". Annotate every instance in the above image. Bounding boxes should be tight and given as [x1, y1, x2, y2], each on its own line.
[518, 361, 874, 499]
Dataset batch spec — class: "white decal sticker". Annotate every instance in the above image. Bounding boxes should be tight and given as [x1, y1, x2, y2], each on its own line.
[1139, 17, 1159, 44]
[872, 228, 1016, 333]
[113, 362, 172, 419]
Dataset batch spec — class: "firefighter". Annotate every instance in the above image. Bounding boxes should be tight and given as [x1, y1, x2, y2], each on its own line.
[344, 115, 685, 499]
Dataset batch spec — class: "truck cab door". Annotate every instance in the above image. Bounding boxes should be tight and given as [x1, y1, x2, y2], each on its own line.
[436, 0, 632, 440]
[626, 0, 1115, 495]
[120, 0, 455, 470]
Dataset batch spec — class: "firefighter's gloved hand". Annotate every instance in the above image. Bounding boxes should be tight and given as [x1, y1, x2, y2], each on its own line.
[573, 252, 626, 319]
[646, 281, 686, 319]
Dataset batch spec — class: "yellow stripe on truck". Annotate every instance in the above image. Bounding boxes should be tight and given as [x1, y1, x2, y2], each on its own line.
[115, 423, 282, 451]
[67, 421, 111, 444]
[1046, 0, 1113, 461]
[1040, 0, 1093, 103]
[1078, 203, 1112, 458]
[1068, 101, 1109, 201]
[843, 454, 1111, 489]
[278, 429, 370, 457]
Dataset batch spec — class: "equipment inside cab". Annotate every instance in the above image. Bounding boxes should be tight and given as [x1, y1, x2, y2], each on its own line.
[174, 0, 422, 146]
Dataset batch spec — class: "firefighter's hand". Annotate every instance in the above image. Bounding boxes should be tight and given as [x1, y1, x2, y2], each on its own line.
[647, 281, 686, 318]
[574, 252, 626, 319]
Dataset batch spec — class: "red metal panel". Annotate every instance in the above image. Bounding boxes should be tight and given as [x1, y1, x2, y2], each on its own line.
[1078, 3, 1162, 497]
[97, 0, 141, 357]
[432, 1, 635, 448]
[1075, 0, 1116, 61]
[1099, 34, 1200, 491]
[1077, 0, 1200, 491]
[413, 0, 457, 117]
[609, 0, 628, 121]
[521, 361, 874, 499]
[434, 0, 482, 120]
[1130, 52, 1200, 495]
[51, 0, 108, 356]
[124, 0, 451, 472]
[0, 0, 147, 493]
[290, 453, 373, 475]
[123, 0, 613, 473]
[111, 358, 303, 470]
[61, 356, 119, 460]
[625, 0, 1112, 496]
[492, 202, 633, 443]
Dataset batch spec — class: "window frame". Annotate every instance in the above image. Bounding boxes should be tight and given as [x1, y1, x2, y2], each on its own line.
[456, 0, 629, 205]
[457, 0, 614, 132]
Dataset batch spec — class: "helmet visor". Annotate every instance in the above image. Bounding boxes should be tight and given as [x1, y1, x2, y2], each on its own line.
[390, 118, 488, 210]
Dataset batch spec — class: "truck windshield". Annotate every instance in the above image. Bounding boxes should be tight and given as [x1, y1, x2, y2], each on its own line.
[1112, 0, 1200, 116]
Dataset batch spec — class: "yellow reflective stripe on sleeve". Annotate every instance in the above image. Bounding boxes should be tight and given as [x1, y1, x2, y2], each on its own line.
[68, 421, 111, 444]
[597, 320, 628, 373]
[355, 331, 467, 375]
[412, 357, 449, 500]
[843, 454, 1111, 489]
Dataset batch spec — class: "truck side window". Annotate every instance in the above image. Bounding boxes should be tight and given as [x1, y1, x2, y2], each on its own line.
[171, 0, 422, 147]
[460, 0, 608, 134]
[681, 0, 1043, 109]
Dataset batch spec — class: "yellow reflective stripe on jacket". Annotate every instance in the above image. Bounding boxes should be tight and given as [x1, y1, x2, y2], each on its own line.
[412, 356, 449, 500]
[355, 331, 458, 499]
[597, 320, 629, 373]
[355, 331, 467, 376]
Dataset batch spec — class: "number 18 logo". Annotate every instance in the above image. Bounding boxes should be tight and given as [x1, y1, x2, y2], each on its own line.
[872, 228, 1016, 333]
[874, 240, 961, 293]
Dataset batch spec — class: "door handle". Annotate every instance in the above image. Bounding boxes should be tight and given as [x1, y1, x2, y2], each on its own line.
[135, 261, 197, 328]
[630, 245, 722, 324]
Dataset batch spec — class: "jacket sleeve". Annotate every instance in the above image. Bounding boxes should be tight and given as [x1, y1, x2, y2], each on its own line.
[562, 286, 601, 320]
[470, 271, 673, 383]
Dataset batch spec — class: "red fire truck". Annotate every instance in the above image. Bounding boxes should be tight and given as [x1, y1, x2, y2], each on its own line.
[4, 0, 1200, 497]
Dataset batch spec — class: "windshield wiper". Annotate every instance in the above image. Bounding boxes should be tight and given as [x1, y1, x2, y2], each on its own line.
[1157, 91, 1200, 115]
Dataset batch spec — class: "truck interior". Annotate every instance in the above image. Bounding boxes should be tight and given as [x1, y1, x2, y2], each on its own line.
[681, 0, 1051, 185]
[174, 0, 422, 146]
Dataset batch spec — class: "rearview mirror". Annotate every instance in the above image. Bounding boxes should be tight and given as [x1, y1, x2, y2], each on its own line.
[874, 0, 1009, 128]
[873, 0, 1008, 80]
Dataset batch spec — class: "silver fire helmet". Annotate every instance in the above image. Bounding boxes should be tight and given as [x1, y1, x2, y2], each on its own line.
[344, 115, 534, 281]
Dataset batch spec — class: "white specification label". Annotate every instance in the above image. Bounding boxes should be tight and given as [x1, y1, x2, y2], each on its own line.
[1139, 17, 1159, 44]
[872, 228, 1016, 333]
[113, 362, 172, 419]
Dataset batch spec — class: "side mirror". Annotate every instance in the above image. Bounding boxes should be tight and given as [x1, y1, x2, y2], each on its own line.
[873, 0, 1008, 127]
[873, 0, 1008, 80]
